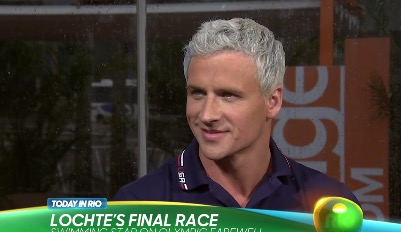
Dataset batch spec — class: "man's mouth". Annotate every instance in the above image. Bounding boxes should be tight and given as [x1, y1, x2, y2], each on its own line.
[200, 128, 226, 141]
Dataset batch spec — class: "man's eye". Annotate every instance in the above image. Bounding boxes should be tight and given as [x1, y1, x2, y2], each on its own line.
[193, 90, 203, 95]
[188, 90, 204, 98]
[222, 92, 237, 98]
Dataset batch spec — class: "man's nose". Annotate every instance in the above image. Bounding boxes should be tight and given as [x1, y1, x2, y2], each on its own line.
[199, 96, 220, 123]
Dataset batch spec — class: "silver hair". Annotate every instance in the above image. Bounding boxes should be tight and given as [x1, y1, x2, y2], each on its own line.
[183, 18, 285, 95]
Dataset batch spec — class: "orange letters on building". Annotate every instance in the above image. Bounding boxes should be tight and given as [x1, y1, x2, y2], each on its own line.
[273, 38, 389, 220]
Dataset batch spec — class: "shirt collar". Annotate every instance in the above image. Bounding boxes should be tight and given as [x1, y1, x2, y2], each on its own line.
[177, 138, 293, 190]
[269, 138, 293, 178]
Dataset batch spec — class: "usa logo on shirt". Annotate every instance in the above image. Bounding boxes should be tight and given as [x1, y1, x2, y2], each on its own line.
[177, 150, 188, 190]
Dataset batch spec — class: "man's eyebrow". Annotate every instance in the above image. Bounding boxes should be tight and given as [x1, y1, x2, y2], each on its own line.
[215, 87, 243, 95]
[186, 85, 243, 95]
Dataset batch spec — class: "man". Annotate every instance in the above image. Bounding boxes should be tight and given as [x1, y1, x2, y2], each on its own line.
[114, 18, 359, 212]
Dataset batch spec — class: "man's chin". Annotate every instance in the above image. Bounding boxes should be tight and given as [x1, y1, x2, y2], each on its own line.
[199, 149, 230, 161]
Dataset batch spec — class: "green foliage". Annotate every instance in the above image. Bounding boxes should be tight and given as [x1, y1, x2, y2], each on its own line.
[147, 40, 192, 162]
[148, 40, 187, 115]
[0, 41, 91, 196]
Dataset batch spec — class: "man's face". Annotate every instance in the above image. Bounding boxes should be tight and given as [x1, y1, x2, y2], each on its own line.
[186, 51, 273, 161]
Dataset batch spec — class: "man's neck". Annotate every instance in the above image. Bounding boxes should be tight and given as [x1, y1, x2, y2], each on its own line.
[199, 148, 271, 207]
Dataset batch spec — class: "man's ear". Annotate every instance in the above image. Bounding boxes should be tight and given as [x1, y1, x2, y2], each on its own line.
[265, 85, 283, 119]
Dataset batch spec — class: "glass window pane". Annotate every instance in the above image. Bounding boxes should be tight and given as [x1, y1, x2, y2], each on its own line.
[0, 1, 137, 209]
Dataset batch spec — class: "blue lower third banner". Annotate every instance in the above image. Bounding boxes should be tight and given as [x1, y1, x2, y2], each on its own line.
[0, 199, 400, 232]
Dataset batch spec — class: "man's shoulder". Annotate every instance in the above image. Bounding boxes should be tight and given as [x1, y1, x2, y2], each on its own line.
[289, 159, 337, 183]
[113, 157, 177, 201]
[288, 158, 359, 205]
[288, 158, 345, 188]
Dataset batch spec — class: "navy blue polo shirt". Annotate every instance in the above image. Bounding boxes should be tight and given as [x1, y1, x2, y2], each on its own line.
[113, 138, 359, 213]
